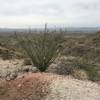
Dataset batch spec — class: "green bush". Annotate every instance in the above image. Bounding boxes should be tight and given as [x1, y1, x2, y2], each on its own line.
[16, 32, 64, 72]
[48, 56, 100, 81]
[70, 58, 100, 81]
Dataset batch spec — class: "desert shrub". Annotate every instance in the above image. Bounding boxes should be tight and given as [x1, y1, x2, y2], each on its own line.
[0, 47, 22, 60]
[70, 58, 100, 81]
[47, 56, 80, 75]
[16, 32, 64, 72]
[48, 56, 100, 81]
[0, 47, 13, 60]
[72, 69, 89, 80]
[62, 32, 100, 64]
[23, 58, 32, 65]
[48, 63, 75, 75]
[1, 53, 12, 60]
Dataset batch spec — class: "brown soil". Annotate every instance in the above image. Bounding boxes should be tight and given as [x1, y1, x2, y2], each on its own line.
[0, 73, 57, 100]
[0, 73, 100, 100]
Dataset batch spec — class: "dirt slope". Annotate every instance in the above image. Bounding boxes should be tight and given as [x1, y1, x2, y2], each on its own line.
[0, 73, 100, 100]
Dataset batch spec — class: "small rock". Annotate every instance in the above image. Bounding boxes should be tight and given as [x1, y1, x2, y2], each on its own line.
[18, 84, 22, 88]
[10, 72, 17, 80]
[22, 66, 30, 72]
[6, 77, 11, 81]
[31, 67, 38, 73]
[22, 66, 38, 73]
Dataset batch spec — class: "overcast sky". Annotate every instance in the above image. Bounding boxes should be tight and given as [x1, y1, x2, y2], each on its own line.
[0, 0, 100, 28]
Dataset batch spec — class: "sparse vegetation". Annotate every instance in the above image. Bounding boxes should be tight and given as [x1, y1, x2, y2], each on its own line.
[16, 31, 64, 72]
[0, 0, 100, 99]
[0, 31, 100, 81]
[0, 30, 100, 100]
[48, 51, 100, 81]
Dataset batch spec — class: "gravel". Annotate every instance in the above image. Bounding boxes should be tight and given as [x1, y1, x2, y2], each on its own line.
[0, 59, 38, 80]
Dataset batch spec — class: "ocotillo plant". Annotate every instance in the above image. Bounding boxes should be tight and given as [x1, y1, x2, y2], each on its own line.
[16, 25, 64, 72]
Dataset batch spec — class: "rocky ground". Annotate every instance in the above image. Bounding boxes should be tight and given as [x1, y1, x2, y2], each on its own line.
[0, 59, 100, 100]
[0, 59, 38, 80]
[0, 73, 100, 100]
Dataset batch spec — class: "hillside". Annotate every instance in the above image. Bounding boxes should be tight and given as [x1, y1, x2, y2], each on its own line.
[0, 32, 100, 100]
[0, 73, 100, 100]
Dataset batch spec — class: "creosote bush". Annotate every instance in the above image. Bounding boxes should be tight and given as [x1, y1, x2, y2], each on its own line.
[47, 56, 100, 81]
[16, 32, 64, 72]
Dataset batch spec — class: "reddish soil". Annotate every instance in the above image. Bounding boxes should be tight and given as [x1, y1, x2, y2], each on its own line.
[0, 73, 99, 100]
[0, 73, 60, 100]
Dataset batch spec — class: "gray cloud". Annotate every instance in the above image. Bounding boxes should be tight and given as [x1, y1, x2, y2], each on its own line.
[0, 0, 64, 16]
[0, 0, 100, 27]
[74, 0, 100, 11]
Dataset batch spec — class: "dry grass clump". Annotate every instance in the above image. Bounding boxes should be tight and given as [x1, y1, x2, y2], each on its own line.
[0, 46, 13, 60]
[88, 31, 100, 46]
[47, 56, 76, 75]
[23, 58, 32, 65]
[47, 56, 100, 81]
[0, 46, 23, 60]
[72, 69, 89, 80]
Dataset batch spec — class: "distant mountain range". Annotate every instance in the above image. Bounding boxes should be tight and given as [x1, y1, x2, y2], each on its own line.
[0, 27, 100, 35]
